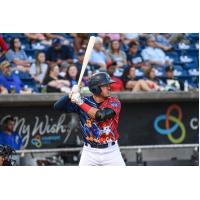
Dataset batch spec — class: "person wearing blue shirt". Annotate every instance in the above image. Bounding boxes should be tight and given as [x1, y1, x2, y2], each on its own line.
[0, 117, 24, 150]
[0, 60, 24, 93]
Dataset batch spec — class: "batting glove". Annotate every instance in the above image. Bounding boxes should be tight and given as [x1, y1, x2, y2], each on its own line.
[71, 92, 83, 106]
[69, 85, 80, 99]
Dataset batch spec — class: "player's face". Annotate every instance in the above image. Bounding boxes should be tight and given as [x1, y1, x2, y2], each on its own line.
[100, 84, 111, 97]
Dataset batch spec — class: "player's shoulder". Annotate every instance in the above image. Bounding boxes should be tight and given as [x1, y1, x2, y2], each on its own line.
[83, 96, 97, 107]
[82, 95, 93, 102]
[106, 96, 121, 107]
[107, 96, 120, 103]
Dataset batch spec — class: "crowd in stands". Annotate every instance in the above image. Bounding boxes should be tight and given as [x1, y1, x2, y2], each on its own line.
[0, 33, 199, 94]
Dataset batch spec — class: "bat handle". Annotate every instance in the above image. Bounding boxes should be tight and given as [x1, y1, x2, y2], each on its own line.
[77, 80, 82, 89]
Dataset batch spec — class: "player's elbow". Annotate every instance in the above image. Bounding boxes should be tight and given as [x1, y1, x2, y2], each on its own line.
[54, 96, 68, 111]
[54, 101, 61, 110]
[95, 108, 115, 122]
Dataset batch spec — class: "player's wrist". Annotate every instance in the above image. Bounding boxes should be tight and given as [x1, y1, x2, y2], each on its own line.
[79, 103, 92, 113]
[76, 98, 84, 106]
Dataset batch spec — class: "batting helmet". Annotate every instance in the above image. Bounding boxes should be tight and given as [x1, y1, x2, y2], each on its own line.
[88, 72, 115, 95]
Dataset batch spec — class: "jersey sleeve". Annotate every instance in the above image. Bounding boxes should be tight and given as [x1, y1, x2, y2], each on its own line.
[54, 96, 80, 113]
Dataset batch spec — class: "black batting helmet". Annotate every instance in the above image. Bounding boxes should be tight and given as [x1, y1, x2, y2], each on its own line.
[88, 72, 115, 95]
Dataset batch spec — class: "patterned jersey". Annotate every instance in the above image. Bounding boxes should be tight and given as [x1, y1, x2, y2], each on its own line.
[54, 95, 121, 145]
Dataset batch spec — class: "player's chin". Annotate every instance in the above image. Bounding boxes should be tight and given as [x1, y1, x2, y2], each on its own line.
[105, 92, 110, 97]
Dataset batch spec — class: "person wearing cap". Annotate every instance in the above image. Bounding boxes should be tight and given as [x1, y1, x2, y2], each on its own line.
[0, 61, 31, 94]
[107, 62, 124, 91]
[46, 38, 74, 66]
[163, 65, 184, 91]
[54, 72, 125, 166]
[74, 49, 87, 74]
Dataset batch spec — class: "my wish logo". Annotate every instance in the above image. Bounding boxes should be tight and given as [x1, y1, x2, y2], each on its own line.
[153, 104, 186, 144]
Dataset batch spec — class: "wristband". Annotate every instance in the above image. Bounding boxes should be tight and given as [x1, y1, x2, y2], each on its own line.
[79, 103, 92, 113]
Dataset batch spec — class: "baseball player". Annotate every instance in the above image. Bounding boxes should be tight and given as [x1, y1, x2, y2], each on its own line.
[54, 72, 125, 166]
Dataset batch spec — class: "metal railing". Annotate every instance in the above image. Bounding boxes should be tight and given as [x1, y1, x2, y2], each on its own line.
[16, 144, 199, 154]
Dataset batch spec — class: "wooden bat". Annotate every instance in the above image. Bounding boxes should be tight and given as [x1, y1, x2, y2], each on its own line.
[77, 36, 96, 88]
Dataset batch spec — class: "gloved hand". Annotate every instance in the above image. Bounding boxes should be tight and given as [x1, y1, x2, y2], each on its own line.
[69, 85, 80, 99]
[71, 92, 83, 106]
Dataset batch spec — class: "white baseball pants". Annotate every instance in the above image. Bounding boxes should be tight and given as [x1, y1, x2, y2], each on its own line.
[79, 142, 126, 166]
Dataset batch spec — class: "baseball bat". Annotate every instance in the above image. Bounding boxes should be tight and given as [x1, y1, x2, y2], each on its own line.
[77, 36, 96, 88]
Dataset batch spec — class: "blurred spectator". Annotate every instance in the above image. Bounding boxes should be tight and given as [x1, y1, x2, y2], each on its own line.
[25, 33, 47, 41]
[46, 38, 74, 66]
[144, 67, 162, 91]
[89, 37, 111, 71]
[5, 37, 31, 72]
[0, 85, 8, 94]
[59, 61, 69, 78]
[0, 61, 32, 94]
[30, 51, 48, 84]
[123, 66, 156, 92]
[65, 64, 85, 88]
[107, 62, 124, 91]
[101, 36, 111, 51]
[0, 151, 4, 166]
[71, 33, 89, 52]
[107, 40, 127, 67]
[127, 41, 150, 72]
[0, 116, 24, 150]
[25, 33, 69, 49]
[154, 33, 172, 51]
[141, 36, 172, 67]
[74, 49, 86, 73]
[121, 33, 140, 43]
[75, 49, 93, 84]
[0, 35, 8, 62]
[162, 65, 184, 91]
[168, 33, 190, 45]
[24, 33, 51, 49]
[98, 33, 121, 41]
[43, 63, 71, 93]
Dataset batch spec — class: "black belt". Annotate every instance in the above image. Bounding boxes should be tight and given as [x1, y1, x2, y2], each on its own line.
[85, 141, 116, 149]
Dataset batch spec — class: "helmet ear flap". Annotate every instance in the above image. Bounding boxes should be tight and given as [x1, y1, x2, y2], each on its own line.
[89, 86, 101, 95]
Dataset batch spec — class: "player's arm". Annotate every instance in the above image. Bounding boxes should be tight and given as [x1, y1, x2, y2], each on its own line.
[84, 106, 115, 122]
[54, 95, 79, 113]
[70, 92, 115, 121]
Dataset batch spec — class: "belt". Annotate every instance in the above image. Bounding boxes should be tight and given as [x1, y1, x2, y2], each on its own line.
[84, 141, 116, 149]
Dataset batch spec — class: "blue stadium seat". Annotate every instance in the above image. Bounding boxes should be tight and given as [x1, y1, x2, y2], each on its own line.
[25, 49, 35, 58]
